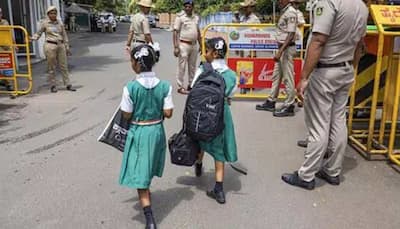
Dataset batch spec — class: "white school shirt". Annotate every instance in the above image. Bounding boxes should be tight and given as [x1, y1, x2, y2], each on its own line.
[120, 72, 174, 113]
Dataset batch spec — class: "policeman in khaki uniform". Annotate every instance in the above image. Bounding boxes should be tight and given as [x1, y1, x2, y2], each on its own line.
[256, 0, 298, 117]
[173, 0, 201, 94]
[31, 6, 75, 93]
[282, 0, 368, 190]
[125, 0, 153, 52]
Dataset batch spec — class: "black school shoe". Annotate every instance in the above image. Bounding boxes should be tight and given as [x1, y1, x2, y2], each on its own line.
[273, 104, 295, 117]
[316, 170, 340, 185]
[281, 171, 315, 190]
[66, 84, 76, 91]
[195, 162, 202, 177]
[255, 100, 276, 111]
[206, 189, 226, 204]
[145, 217, 157, 229]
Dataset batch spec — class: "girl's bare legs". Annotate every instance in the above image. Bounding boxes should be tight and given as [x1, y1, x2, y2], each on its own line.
[138, 189, 156, 228]
[215, 161, 225, 182]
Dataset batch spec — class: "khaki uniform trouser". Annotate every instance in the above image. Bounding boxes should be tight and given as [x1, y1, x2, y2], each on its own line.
[270, 45, 296, 105]
[176, 42, 198, 88]
[131, 41, 145, 49]
[44, 42, 70, 87]
[298, 63, 354, 182]
[69, 22, 76, 32]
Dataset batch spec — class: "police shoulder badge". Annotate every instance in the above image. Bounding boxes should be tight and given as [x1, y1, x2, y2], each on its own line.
[316, 7, 323, 16]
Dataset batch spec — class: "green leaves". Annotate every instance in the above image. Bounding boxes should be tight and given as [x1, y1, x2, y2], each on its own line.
[72, 0, 282, 16]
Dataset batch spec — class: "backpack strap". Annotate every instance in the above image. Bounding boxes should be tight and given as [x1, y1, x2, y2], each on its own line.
[202, 62, 214, 72]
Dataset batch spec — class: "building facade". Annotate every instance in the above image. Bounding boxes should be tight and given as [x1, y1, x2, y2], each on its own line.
[0, 0, 64, 59]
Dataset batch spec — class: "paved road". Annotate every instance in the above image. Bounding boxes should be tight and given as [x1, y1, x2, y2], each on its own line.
[0, 23, 400, 229]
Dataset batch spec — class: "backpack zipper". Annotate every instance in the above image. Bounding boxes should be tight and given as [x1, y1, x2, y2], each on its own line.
[195, 111, 200, 132]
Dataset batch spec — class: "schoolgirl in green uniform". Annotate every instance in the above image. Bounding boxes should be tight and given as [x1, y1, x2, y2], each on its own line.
[119, 44, 173, 229]
[191, 37, 238, 204]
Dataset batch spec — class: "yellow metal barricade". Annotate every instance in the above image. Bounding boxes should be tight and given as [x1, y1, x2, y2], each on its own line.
[348, 5, 400, 166]
[0, 25, 32, 97]
[201, 23, 305, 100]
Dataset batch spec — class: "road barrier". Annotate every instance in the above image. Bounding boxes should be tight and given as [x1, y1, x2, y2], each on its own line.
[201, 23, 305, 100]
[348, 5, 400, 166]
[0, 25, 32, 97]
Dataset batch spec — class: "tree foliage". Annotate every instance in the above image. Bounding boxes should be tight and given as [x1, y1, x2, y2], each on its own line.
[153, 0, 277, 16]
[72, 0, 281, 16]
[71, 0, 128, 14]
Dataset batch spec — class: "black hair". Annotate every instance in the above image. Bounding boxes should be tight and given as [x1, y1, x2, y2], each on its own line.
[205, 37, 227, 59]
[130, 44, 160, 72]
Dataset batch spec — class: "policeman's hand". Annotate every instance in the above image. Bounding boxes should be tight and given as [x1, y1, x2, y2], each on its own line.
[66, 49, 72, 56]
[173, 47, 180, 57]
[274, 51, 282, 62]
[296, 78, 308, 102]
[125, 45, 131, 52]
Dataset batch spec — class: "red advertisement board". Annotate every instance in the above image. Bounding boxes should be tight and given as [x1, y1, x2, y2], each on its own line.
[0, 53, 13, 69]
[227, 58, 302, 88]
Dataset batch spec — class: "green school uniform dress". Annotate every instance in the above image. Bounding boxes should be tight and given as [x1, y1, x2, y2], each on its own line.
[119, 72, 173, 189]
[192, 60, 238, 162]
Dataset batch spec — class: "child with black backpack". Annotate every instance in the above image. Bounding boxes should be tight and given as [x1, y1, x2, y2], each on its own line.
[119, 44, 173, 229]
[191, 37, 238, 204]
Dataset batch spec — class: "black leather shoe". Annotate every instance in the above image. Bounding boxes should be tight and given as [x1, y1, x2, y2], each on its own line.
[195, 162, 202, 177]
[145, 215, 157, 229]
[273, 104, 295, 117]
[281, 171, 315, 190]
[255, 100, 275, 111]
[297, 140, 308, 148]
[5, 84, 13, 91]
[50, 86, 58, 93]
[316, 170, 340, 185]
[66, 85, 76, 91]
[206, 189, 226, 204]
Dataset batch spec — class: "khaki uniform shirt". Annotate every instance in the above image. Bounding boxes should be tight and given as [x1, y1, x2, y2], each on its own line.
[0, 19, 10, 51]
[174, 11, 199, 42]
[296, 9, 305, 40]
[296, 9, 305, 26]
[311, 0, 368, 63]
[129, 12, 150, 42]
[33, 18, 69, 46]
[276, 4, 298, 43]
[241, 13, 260, 24]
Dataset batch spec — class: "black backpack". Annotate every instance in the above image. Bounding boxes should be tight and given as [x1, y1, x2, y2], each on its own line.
[184, 62, 226, 142]
[168, 128, 200, 166]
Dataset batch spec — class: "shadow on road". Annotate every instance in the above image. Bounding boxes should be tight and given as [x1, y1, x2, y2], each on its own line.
[176, 167, 243, 194]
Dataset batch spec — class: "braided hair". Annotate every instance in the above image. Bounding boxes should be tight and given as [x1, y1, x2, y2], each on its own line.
[130, 44, 160, 72]
[205, 37, 227, 59]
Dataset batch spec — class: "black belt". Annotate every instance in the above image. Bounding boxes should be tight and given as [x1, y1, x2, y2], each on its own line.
[316, 61, 353, 68]
[278, 42, 296, 48]
[46, 40, 63, 45]
[180, 39, 196, 45]
[133, 40, 145, 43]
